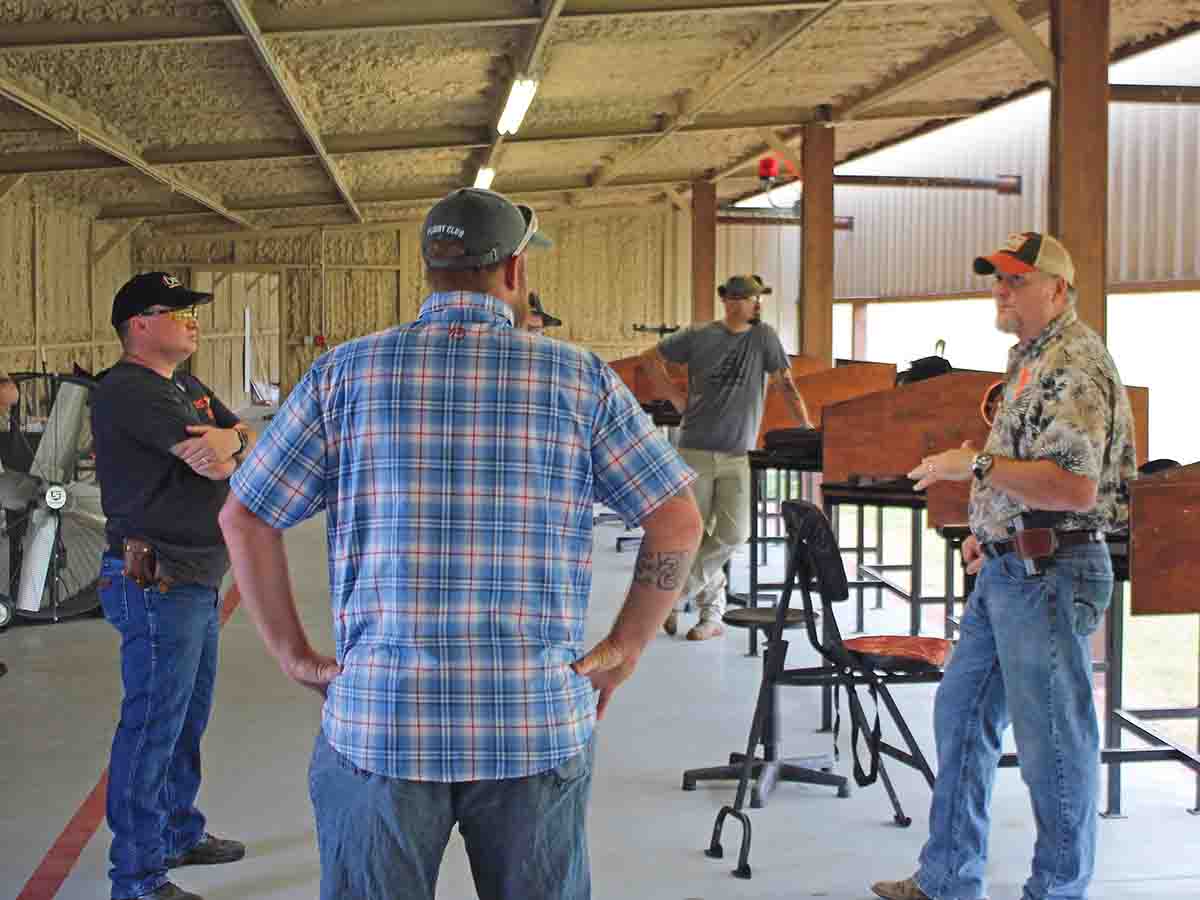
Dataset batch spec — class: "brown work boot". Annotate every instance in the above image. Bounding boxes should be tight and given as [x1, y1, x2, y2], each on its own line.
[686, 618, 724, 641]
[871, 876, 931, 900]
[663, 610, 678, 636]
[166, 833, 245, 868]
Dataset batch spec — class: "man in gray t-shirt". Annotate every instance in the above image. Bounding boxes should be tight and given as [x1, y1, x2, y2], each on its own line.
[639, 274, 812, 640]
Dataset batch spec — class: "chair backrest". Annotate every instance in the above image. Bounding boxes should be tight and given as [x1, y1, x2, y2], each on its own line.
[778, 499, 855, 667]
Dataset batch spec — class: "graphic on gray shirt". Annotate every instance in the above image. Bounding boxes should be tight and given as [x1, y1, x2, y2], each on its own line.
[658, 322, 790, 453]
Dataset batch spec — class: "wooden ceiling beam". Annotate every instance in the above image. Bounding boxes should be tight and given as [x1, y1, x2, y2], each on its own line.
[100, 176, 702, 221]
[5, 105, 991, 177]
[840, 0, 1051, 117]
[0, 73, 252, 227]
[975, 0, 1056, 84]
[591, 0, 850, 187]
[475, 0, 568, 187]
[223, 0, 363, 222]
[0, 1, 962, 50]
[712, 0, 1050, 182]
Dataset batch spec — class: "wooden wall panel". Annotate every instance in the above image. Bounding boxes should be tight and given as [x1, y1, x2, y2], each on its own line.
[1, 182, 35, 348]
[0, 188, 130, 382]
[37, 205, 90, 346]
[134, 208, 678, 400]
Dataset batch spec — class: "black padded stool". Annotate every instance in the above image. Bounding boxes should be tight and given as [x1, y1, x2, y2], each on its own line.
[681, 603, 848, 808]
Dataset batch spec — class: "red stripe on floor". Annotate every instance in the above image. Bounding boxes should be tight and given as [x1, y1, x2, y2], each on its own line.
[15, 584, 242, 900]
[15, 773, 109, 900]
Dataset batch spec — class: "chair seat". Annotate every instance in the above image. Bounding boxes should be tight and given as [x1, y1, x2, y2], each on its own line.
[843, 635, 951, 672]
[722, 607, 812, 630]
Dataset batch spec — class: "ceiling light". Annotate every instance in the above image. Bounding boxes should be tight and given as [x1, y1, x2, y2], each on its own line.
[496, 77, 540, 136]
[474, 166, 496, 190]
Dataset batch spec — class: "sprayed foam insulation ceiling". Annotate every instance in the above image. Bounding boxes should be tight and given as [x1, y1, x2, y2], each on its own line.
[0, 0, 1196, 238]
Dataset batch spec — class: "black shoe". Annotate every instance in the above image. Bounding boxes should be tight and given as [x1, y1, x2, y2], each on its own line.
[166, 833, 245, 869]
[115, 881, 204, 900]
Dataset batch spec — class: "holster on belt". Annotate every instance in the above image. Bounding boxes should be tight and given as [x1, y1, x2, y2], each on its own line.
[123, 538, 176, 592]
[1012, 528, 1058, 561]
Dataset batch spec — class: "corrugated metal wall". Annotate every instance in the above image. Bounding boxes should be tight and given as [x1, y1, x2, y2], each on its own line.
[723, 88, 1200, 307]
[833, 89, 1200, 297]
[0, 182, 133, 381]
[833, 92, 1051, 299]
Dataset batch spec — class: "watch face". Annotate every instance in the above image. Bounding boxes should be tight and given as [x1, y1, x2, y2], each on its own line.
[973, 454, 993, 478]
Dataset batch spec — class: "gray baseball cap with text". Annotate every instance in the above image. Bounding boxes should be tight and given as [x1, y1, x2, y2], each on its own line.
[421, 188, 549, 271]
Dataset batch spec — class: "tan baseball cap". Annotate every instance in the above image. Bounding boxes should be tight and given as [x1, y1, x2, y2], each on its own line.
[973, 232, 1075, 287]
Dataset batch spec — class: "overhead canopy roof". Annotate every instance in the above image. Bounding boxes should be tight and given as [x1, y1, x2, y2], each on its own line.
[2, 0, 1197, 234]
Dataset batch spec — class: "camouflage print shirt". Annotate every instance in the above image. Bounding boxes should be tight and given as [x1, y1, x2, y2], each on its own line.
[968, 307, 1138, 543]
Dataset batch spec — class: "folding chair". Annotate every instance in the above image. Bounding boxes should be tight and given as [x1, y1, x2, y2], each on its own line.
[705, 499, 950, 879]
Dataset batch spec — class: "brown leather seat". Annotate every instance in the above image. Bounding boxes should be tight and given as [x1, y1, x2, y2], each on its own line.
[843, 635, 951, 673]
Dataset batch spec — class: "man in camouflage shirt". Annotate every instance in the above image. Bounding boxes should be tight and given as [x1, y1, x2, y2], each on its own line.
[872, 233, 1137, 900]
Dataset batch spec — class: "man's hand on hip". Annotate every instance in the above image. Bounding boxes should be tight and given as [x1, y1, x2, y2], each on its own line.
[283, 648, 342, 699]
[572, 637, 639, 720]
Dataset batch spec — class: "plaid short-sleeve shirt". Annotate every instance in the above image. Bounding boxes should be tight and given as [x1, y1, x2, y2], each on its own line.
[969, 308, 1137, 543]
[231, 292, 695, 781]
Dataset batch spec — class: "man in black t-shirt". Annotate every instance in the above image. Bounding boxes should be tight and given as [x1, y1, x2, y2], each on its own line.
[92, 272, 255, 900]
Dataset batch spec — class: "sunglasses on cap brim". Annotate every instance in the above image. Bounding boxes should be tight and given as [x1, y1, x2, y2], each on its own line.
[512, 205, 539, 257]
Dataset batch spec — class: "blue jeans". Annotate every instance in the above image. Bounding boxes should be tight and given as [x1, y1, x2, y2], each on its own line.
[99, 553, 220, 899]
[309, 731, 594, 900]
[915, 544, 1112, 900]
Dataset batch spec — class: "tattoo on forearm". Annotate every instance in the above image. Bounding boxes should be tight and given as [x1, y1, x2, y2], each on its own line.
[633, 550, 687, 590]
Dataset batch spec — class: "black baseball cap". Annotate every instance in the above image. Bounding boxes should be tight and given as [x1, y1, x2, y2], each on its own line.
[529, 292, 562, 328]
[112, 272, 213, 329]
[421, 188, 549, 271]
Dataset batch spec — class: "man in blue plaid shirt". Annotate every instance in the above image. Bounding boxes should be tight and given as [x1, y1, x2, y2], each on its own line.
[220, 188, 702, 900]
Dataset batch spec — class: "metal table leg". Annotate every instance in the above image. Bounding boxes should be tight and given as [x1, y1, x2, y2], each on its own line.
[1102, 582, 1126, 818]
[909, 507, 923, 636]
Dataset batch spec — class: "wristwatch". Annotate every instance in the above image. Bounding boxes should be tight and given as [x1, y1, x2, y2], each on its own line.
[233, 428, 249, 459]
[971, 452, 995, 482]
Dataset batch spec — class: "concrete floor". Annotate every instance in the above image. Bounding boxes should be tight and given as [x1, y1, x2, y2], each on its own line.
[2, 515, 1198, 900]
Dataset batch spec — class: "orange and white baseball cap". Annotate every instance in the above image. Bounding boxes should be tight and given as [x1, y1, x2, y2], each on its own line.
[973, 232, 1075, 286]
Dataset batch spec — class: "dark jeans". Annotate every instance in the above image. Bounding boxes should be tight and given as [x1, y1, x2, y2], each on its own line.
[99, 553, 219, 899]
[309, 731, 594, 900]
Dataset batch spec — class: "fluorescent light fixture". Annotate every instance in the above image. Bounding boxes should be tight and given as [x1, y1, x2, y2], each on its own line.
[496, 76, 539, 136]
[474, 166, 496, 190]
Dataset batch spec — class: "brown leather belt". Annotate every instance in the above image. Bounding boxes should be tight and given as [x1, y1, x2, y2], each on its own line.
[981, 530, 1104, 559]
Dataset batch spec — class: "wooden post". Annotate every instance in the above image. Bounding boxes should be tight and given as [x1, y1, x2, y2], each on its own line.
[1049, 0, 1109, 339]
[691, 180, 717, 323]
[801, 123, 835, 364]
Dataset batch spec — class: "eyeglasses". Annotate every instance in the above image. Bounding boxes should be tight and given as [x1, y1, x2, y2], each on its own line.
[139, 306, 198, 322]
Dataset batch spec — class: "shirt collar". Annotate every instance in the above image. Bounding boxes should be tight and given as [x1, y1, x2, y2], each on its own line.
[417, 291, 515, 327]
[1010, 306, 1077, 367]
